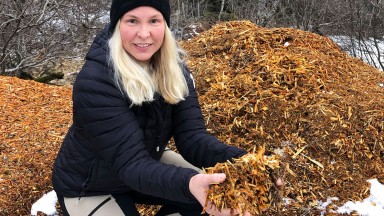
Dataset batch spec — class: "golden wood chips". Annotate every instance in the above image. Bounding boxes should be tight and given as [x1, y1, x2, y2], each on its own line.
[203, 146, 280, 215]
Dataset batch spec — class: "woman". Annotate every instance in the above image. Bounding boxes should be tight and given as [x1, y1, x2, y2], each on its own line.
[52, 0, 250, 215]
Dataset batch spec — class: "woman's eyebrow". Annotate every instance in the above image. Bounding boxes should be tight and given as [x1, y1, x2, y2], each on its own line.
[148, 14, 162, 18]
[123, 14, 162, 19]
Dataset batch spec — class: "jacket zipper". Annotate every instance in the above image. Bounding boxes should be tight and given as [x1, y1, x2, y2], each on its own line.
[155, 97, 168, 152]
[80, 160, 95, 196]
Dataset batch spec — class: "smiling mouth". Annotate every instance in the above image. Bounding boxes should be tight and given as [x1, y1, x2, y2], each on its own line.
[135, 43, 151, 48]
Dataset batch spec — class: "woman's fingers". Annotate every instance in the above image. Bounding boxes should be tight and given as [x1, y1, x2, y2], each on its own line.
[191, 173, 250, 216]
[189, 174, 253, 215]
[189, 173, 226, 207]
[276, 177, 284, 188]
[207, 173, 226, 184]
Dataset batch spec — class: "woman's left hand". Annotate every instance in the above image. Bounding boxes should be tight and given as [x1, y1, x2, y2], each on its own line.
[189, 173, 251, 216]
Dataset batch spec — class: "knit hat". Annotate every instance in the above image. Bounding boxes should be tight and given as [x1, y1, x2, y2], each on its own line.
[109, 0, 170, 33]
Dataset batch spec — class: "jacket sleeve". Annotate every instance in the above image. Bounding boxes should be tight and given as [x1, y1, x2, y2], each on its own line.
[72, 60, 198, 203]
[173, 66, 247, 168]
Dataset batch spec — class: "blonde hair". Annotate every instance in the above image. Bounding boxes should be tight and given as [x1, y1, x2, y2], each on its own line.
[108, 20, 188, 106]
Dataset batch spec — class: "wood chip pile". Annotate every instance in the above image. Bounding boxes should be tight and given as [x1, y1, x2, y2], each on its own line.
[0, 77, 72, 215]
[203, 146, 280, 215]
[180, 20, 384, 215]
[0, 20, 383, 215]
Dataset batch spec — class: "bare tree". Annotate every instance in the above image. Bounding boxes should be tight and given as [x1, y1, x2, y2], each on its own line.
[338, 0, 384, 71]
[225, 0, 283, 26]
[0, 0, 110, 80]
[277, 0, 334, 33]
[170, 0, 210, 40]
[218, 0, 225, 21]
[357, 0, 383, 70]
[1, 0, 62, 77]
[61, 0, 110, 51]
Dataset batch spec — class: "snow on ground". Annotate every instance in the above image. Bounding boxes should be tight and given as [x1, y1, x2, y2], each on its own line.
[317, 197, 339, 216]
[31, 179, 384, 216]
[314, 179, 384, 216]
[330, 35, 384, 72]
[31, 190, 58, 216]
[336, 179, 384, 216]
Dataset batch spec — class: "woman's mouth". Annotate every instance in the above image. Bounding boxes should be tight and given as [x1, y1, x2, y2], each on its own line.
[135, 43, 151, 48]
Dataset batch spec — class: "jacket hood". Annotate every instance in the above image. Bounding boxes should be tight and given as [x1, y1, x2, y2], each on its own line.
[85, 25, 111, 67]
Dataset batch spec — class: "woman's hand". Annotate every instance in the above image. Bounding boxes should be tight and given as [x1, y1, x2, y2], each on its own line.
[189, 173, 251, 216]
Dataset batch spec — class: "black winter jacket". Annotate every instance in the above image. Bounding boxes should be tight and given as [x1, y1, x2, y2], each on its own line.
[52, 26, 246, 204]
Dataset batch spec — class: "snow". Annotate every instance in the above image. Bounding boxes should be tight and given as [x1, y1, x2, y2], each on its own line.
[330, 35, 384, 72]
[30, 190, 58, 216]
[336, 179, 384, 216]
[314, 179, 384, 216]
[30, 179, 384, 215]
[318, 197, 339, 216]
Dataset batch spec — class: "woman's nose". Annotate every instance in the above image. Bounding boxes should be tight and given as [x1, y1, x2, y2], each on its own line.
[137, 25, 150, 39]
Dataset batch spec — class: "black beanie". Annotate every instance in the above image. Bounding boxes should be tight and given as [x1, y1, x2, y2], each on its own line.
[109, 0, 170, 33]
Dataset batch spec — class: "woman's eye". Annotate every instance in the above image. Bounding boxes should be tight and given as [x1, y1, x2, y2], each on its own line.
[150, 19, 159, 24]
[127, 19, 137, 24]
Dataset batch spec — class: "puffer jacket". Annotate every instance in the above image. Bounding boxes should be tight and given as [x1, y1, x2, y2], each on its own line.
[52, 25, 246, 204]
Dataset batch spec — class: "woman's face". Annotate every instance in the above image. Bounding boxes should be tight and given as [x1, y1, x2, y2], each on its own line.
[119, 6, 165, 63]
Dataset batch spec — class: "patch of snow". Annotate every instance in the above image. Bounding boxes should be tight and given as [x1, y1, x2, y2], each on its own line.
[31, 190, 58, 216]
[330, 35, 383, 72]
[317, 197, 339, 216]
[336, 179, 384, 216]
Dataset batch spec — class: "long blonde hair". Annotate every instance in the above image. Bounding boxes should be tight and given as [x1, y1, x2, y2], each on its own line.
[108, 20, 188, 106]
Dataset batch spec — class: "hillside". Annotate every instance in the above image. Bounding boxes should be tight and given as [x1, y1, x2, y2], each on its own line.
[1, 20, 384, 215]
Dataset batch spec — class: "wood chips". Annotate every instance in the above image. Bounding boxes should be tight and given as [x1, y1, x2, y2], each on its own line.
[181, 20, 384, 215]
[1, 20, 383, 215]
[0, 78, 72, 215]
[203, 146, 280, 215]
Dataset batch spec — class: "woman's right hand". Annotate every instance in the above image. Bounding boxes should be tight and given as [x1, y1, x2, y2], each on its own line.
[189, 173, 251, 216]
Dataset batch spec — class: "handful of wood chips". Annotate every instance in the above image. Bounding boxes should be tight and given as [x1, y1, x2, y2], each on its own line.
[203, 146, 280, 215]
